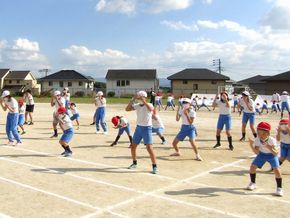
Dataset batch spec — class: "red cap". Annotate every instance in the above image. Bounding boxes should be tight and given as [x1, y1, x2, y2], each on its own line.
[280, 119, 290, 125]
[57, 107, 66, 114]
[18, 99, 24, 104]
[257, 122, 271, 131]
[111, 116, 119, 127]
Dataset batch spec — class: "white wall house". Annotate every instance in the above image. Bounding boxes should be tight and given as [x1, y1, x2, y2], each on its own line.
[105, 69, 159, 96]
[38, 70, 95, 95]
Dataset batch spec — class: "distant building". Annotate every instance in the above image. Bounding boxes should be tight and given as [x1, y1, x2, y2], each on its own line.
[238, 75, 271, 95]
[0, 69, 41, 94]
[105, 69, 159, 96]
[38, 70, 95, 95]
[167, 68, 230, 95]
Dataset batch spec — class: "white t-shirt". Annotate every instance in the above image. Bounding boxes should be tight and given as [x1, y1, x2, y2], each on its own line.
[133, 103, 154, 126]
[19, 105, 25, 114]
[179, 108, 196, 125]
[254, 136, 277, 154]
[278, 131, 290, 144]
[53, 97, 65, 111]
[155, 96, 161, 101]
[119, 117, 129, 127]
[272, 93, 280, 102]
[216, 100, 231, 115]
[167, 96, 173, 102]
[64, 93, 70, 101]
[24, 94, 34, 105]
[152, 115, 164, 129]
[233, 96, 238, 101]
[5, 98, 18, 114]
[240, 98, 255, 113]
[281, 95, 289, 103]
[70, 107, 78, 115]
[58, 114, 73, 130]
[95, 97, 106, 108]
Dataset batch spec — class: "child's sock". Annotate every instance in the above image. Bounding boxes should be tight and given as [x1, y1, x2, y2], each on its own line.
[61, 145, 66, 150]
[114, 135, 120, 144]
[152, 164, 157, 168]
[276, 178, 282, 188]
[133, 160, 137, 165]
[129, 136, 133, 144]
[54, 129, 58, 136]
[228, 136, 233, 146]
[66, 146, 72, 152]
[160, 136, 166, 142]
[250, 173, 256, 183]
[253, 133, 257, 138]
[216, 135, 221, 144]
[242, 132, 246, 138]
[279, 160, 283, 166]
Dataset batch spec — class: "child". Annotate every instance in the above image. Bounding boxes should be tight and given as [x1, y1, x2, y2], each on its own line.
[170, 98, 203, 161]
[280, 91, 289, 119]
[110, 116, 132, 146]
[261, 100, 269, 114]
[255, 103, 261, 115]
[125, 90, 158, 174]
[199, 97, 211, 111]
[272, 92, 281, 112]
[57, 107, 74, 157]
[23, 89, 34, 125]
[95, 91, 108, 134]
[178, 96, 184, 106]
[50, 90, 65, 138]
[69, 102, 80, 130]
[212, 92, 233, 150]
[155, 93, 164, 111]
[152, 109, 166, 144]
[18, 99, 26, 135]
[62, 87, 71, 111]
[276, 119, 290, 166]
[238, 91, 257, 141]
[165, 94, 175, 110]
[0, 90, 22, 145]
[271, 101, 278, 113]
[247, 122, 283, 196]
[232, 93, 239, 113]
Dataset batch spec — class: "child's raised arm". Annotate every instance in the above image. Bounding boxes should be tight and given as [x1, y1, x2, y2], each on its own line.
[248, 138, 259, 154]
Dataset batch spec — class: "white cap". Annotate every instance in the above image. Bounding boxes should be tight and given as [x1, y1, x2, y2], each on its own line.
[63, 87, 69, 91]
[54, 90, 61, 96]
[97, 91, 103, 96]
[282, 91, 288, 95]
[182, 98, 191, 104]
[137, 91, 147, 98]
[1, 90, 10, 98]
[242, 91, 250, 96]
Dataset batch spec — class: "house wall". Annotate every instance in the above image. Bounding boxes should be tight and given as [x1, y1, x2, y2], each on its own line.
[41, 80, 94, 95]
[263, 82, 290, 95]
[106, 79, 159, 96]
[171, 80, 226, 96]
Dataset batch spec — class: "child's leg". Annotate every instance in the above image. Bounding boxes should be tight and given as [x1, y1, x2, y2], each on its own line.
[25, 111, 28, 123]
[215, 129, 222, 147]
[146, 144, 157, 165]
[130, 143, 138, 162]
[226, 129, 233, 150]
[171, 137, 181, 155]
[189, 139, 198, 155]
[11, 114, 21, 143]
[29, 112, 33, 123]
[249, 164, 257, 183]
[249, 123, 257, 137]
[100, 109, 107, 132]
[157, 132, 166, 144]
[273, 168, 282, 188]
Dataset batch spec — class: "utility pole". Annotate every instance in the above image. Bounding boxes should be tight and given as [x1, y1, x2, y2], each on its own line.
[213, 59, 222, 74]
[39, 69, 49, 77]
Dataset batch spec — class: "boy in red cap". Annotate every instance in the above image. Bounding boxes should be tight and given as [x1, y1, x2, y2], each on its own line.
[18, 99, 26, 134]
[276, 119, 290, 166]
[57, 107, 74, 157]
[247, 122, 283, 196]
[110, 116, 132, 146]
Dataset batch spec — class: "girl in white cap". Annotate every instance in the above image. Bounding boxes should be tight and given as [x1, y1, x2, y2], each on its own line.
[238, 91, 257, 141]
[170, 98, 202, 161]
[95, 91, 108, 134]
[126, 90, 158, 174]
[0, 90, 22, 145]
[280, 91, 289, 119]
[50, 90, 66, 137]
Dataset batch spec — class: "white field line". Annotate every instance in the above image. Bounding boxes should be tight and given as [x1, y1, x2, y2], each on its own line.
[0, 213, 11, 218]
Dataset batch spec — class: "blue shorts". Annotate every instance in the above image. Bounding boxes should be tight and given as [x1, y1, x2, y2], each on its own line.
[118, 125, 131, 136]
[242, 112, 255, 125]
[262, 105, 268, 110]
[234, 100, 238, 107]
[70, 113, 80, 121]
[60, 128, 74, 143]
[18, 114, 25, 126]
[132, 125, 152, 145]
[176, 124, 196, 141]
[280, 143, 290, 159]
[272, 105, 277, 111]
[281, 102, 289, 111]
[252, 152, 279, 169]
[152, 127, 164, 135]
[217, 114, 231, 130]
[155, 100, 161, 106]
[167, 102, 173, 107]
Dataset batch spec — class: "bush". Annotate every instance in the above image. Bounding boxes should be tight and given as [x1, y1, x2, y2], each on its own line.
[74, 91, 85, 97]
[107, 91, 115, 97]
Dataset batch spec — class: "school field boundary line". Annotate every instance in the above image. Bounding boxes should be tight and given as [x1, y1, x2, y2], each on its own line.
[0, 213, 11, 218]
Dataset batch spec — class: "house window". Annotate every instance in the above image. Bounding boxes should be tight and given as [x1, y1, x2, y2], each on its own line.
[193, 84, 198, 90]
[79, 81, 83, 86]
[211, 80, 217, 85]
[126, 80, 130, 86]
[121, 80, 125, 86]
[116, 80, 121, 87]
[182, 80, 188, 84]
[59, 81, 64, 87]
[68, 82, 72, 87]
[48, 81, 53, 86]
[9, 80, 12, 84]
[17, 80, 20, 84]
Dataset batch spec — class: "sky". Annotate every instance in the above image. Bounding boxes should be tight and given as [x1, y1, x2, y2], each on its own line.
[1, 0, 290, 80]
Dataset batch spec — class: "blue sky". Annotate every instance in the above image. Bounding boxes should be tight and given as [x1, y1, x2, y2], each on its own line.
[1, 0, 290, 80]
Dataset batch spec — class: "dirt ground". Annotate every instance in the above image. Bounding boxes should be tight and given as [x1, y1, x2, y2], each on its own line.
[0, 103, 289, 218]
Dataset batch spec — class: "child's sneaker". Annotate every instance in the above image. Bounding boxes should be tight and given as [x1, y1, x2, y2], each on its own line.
[213, 143, 221, 148]
[15, 142, 22, 146]
[161, 140, 167, 145]
[229, 145, 234, 151]
[170, 152, 181, 156]
[96, 130, 102, 134]
[50, 134, 58, 138]
[239, 137, 245, 142]
[152, 166, 158, 174]
[64, 151, 72, 157]
[90, 122, 95, 125]
[275, 188, 283, 197]
[128, 163, 137, 169]
[21, 131, 26, 135]
[28, 122, 34, 125]
[110, 142, 117, 147]
[103, 131, 108, 135]
[196, 154, 203, 161]
[7, 141, 14, 146]
[61, 151, 66, 155]
[246, 182, 256, 190]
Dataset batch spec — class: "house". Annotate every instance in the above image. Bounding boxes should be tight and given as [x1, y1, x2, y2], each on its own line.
[167, 68, 230, 95]
[262, 71, 290, 94]
[0, 69, 41, 94]
[38, 70, 95, 95]
[238, 75, 271, 95]
[105, 69, 159, 96]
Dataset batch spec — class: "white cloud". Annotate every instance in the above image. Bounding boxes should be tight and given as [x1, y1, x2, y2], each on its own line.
[147, 0, 193, 13]
[161, 20, 198, 31]
[197, 20, 219, 29]
[96, 0, 137, 15]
